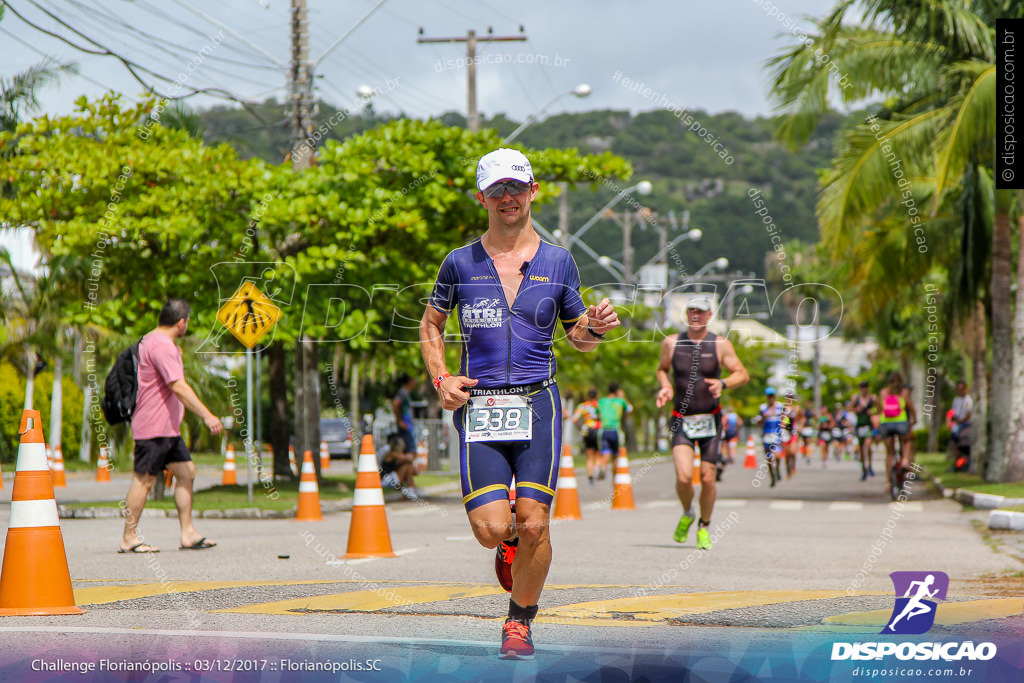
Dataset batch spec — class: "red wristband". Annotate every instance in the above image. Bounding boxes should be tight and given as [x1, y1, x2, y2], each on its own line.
[433, 373, 451, 391]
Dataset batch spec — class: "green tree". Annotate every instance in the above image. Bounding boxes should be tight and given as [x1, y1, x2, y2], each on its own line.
[767, 0, 1021, 481]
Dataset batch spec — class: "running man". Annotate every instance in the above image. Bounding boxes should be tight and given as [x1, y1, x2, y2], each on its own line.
[849, 381, 878, 480]
[817, 405, 835, 467]
[719, 404, 742, 481]
[780, 390, 800, 479]
[419, 148, 619, 659]
[656, 296, 749, 550]
[572, 389, 602, 485]
[799, 399, 816, 464]
[597, 383, 631, 480]
[754, 387, 786, 487]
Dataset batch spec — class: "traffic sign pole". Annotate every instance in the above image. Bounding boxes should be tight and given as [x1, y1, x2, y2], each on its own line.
[246, 346, 255, 504]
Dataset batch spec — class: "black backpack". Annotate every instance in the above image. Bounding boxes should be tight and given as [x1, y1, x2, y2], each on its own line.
[101, 341, 142, 425]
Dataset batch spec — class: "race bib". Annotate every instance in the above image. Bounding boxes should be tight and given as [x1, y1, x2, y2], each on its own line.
[832, 428, 844, 439]
[681, 413, 717, 439]
[466, 394, 532, 442]
[856, 425, 872, 439]
[780, 429, 792, 442]
[800, 427, 815, 438]
[763, 432, 781, 446]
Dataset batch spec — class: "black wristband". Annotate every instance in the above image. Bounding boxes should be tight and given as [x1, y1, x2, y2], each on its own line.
[586, 326, 605, 340]
[719, 379, 727, 392]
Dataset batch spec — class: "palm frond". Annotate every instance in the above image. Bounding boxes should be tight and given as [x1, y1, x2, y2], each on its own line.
[817, 110, 945, 253]
[930, 60, 996, 211]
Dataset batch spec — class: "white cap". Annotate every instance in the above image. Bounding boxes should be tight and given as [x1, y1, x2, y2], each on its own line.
[476, 148, 534, 191]
[686, 296, 712, 311]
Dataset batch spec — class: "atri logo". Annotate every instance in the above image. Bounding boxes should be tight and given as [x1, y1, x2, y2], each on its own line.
[881, 571, 949, 635]
[486, 398, 496, 407]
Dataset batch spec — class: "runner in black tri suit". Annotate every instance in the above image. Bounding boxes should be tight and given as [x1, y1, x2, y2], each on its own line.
[656, 296, 749, 550]
[848, 381, 878, 481]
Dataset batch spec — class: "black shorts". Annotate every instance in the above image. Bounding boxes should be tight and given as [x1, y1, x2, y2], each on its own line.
[133, 436, 192, 476]
[582, 430, 599, 451]
[669, 416, 723, 464]
[600, 429, 620, 456]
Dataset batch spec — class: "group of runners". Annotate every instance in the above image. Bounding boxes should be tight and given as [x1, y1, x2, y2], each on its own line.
[742, 375, 919, 493]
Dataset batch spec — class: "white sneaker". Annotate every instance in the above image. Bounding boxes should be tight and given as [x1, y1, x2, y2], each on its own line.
[381, 472, 400, 489]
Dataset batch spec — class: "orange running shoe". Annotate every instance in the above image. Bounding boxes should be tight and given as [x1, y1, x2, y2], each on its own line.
[499, 617, 534, 659]
[494, 538, 518, 592]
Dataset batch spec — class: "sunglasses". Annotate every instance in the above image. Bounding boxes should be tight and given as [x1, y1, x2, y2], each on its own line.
[482, 180, 532, 198]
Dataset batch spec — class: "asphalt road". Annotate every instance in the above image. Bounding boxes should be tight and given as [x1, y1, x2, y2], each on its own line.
[0, 450, 1022, 682]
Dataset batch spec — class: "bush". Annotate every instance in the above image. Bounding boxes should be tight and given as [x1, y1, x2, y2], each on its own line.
[914, 426, 952, 455]
[0, 361, 84, 465]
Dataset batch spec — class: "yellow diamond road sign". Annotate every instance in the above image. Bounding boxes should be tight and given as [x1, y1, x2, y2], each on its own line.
[216, 282, 282, 349]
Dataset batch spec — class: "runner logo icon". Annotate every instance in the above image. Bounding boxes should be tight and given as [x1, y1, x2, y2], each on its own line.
[881, 571, 949, 635]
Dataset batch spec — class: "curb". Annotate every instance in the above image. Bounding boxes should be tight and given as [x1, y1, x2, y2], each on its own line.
[931, 475, 1024, 531]
[57, 480, 460, 520]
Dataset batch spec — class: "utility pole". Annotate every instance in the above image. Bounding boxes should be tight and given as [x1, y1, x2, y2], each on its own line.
[290, 0, 313, 170]
[557, 182, 569, 248]
[417, 27, 527, 132]
[621, 211, 633, 286]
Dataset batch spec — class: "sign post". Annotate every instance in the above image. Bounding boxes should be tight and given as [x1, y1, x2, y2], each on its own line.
[216, 282, 282, 503]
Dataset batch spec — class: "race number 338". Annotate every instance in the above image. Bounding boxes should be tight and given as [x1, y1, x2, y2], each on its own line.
[466, 394, 532, 442]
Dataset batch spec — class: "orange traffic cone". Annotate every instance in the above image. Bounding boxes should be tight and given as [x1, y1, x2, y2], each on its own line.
[222, 444, 237, 485]
[45, 445, 53, 471]
[50, 445, 66, 488]
[295, 450, 323, 521]
[320, 440, 330, 472]
[343, 435, 396, 558]
[415, 439, 428, 474]
[611, 446, 636, 510]
[509, 475, 517, 510]
[95, 446, 111, 482]
[0, 410, 85, 615]
[552, 445, 583, 520]
[288, 444, 297, 476]
[692, 453, 702, 486]
[743, 435, 757, 469]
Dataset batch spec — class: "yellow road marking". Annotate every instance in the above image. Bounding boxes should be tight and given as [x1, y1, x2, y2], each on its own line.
[214, 584, 508, 614]
[536, 590, 856, 624]
[822, 598, 1024, 627]
[74, 580, 369, 606]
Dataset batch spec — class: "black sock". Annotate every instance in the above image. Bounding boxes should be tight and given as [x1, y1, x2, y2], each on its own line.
[508, 599, 538, 623]
[698, 518, 711, 528]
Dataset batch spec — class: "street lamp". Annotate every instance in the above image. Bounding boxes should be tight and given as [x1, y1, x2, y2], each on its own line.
[569, 180, 652, 248]
[694, 257, 729, 279]
[503, 83, 592, 143]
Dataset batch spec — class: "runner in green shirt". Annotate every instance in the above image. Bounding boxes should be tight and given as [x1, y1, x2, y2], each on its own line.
[596, 383, 631, 477]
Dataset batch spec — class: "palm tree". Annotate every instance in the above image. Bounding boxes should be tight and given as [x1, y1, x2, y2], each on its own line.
[767, 0, 1021, 480]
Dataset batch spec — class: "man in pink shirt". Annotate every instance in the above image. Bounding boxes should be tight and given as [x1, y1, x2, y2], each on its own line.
[120, 298, 224, 553]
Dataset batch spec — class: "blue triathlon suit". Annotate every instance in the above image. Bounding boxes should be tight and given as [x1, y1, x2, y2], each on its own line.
[759, 402, 785, 458]
[429, 239, 587, 511]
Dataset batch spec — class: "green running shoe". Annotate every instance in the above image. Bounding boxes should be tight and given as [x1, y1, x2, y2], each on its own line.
[673, 513, 694, 543]
[696, 527, 712, 550]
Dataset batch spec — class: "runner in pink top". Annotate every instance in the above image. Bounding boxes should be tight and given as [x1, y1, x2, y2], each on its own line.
[120, 298, 223, 554]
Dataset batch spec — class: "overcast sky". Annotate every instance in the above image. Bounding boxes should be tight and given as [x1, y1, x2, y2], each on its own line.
[1, 0, 835, 123]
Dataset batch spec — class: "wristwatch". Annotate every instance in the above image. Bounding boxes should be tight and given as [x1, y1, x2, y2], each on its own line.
[587, 326, 605, 340]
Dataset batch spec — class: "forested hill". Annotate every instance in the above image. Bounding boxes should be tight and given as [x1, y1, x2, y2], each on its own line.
[198, 101, 852, 282]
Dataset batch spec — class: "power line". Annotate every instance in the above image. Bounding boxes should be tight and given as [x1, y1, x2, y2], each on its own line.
[6, 0, 259, 106]
[73, 0, 282, 72]
[57, 0, 276, 91]
[0, 25, 139, 102]
[132, 0, 284, 67]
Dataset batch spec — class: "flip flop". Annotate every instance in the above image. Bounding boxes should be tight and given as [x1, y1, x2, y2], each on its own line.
[119, 542, 159, 554]
[179, 537, 216, 550]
